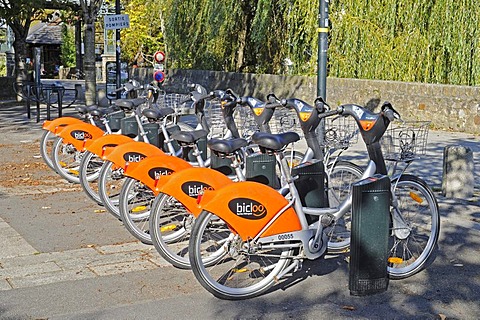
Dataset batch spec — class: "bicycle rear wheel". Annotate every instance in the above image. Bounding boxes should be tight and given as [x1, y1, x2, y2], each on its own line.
[119, 178, 155, 244]
[51, 137, 83, 183]
[98, 161, 125, 218]
[189, 211, 294, 300]
[325, 160, 363, 253]
[149, 193, 195, 269]
[79, 151, 104, 204]
[387, 174, 440, 279]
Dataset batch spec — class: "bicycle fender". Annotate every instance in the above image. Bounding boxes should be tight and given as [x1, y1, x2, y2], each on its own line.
[55, 123, 105, 151]
[84, 134, 134, 158]
[123, 155, 192, 195]
[199, 181, 301, 241]
[159, 167, 233, 217]
[103, 141, 164, 171]
[42, 117, 83, 134]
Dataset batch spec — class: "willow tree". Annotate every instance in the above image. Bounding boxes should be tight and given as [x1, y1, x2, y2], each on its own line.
[161, 0, 258, 72]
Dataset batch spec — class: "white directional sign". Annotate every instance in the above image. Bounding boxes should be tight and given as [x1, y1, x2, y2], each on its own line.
[104, 14, 130, 30]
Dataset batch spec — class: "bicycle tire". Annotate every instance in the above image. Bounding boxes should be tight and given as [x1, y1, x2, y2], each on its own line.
[149, 193, 195, 269]
[189, 210, 294, 300]
[98, 161, 125, 218]
[51, 137, 83, 184]
[78, 151, 104, 205]
[387, 174, 440, 279]
[40, 130, 58, 172]
[119, 177, 155, 244]
[325, 160, 363, 253]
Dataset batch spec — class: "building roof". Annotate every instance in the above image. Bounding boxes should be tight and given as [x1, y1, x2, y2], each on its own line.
[26, 22, 63, 45]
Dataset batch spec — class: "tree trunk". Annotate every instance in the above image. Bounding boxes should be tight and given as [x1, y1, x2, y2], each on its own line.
[12, 32, 29, 101]
[83, 22, 97, 106]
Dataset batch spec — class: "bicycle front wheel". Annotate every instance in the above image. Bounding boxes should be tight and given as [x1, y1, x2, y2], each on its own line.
[387, 174, 440, 279]
[325, 160, 363, 253]
[51, 137, 83, 184]
[98, 161, 125, 218]
[79, 151, 104, 204]
[149, 193, 195, 269]
[119, 177, 155, 244]
[40, 130, 58, 172]
[189, 211, 294, 300]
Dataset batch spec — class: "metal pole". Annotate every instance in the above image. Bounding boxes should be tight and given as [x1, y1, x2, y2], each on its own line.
[316, 0, 329, 161]
[115, 0, 121, 98]
[317, 0, 329, 100]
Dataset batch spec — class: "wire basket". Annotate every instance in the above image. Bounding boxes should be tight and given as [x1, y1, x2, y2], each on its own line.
[381, 121, 430, 161]
[157, 93, 192, 113]
[322, 116, 359, 149]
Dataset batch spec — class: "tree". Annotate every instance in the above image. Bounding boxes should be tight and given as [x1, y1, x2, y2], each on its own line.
[0, 1, 55, 84]
[79, 0, 104, 106]
[121, 0, 164, 66]
[60, 24, 76, 68]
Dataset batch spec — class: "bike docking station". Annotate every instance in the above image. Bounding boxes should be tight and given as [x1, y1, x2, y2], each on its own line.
[349, 174, 391, 296]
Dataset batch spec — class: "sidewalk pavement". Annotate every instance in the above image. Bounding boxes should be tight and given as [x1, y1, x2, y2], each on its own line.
[0, 92, 479, 319]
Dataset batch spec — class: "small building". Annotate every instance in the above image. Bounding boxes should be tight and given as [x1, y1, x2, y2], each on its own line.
[26, 19, 63, 78]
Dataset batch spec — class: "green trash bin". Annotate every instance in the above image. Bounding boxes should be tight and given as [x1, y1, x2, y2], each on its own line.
[349, 174, 391, 296]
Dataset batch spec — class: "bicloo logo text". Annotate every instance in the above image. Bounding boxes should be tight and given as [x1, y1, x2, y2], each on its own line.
[71, 130, 93, 140]
[148, 167, 174, 180]
[228, 198, 267, 220]
[181, 181, 213, 198]
[123, 152, 146, 163]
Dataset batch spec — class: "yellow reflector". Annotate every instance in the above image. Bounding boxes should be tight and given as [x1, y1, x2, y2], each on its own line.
[59, 161, 67, 167]
[409, 192, 423, 203]
[160, 224, 177, 232]
[388, 257, 403, 264]
[299, 112, 312, 121]
[68, 169, 79, 176]
[253, 108, 264, 116]
[233, 268, 248, 273]
[131, 205, 147, 213]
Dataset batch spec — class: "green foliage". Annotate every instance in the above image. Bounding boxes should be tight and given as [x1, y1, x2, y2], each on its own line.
[121, 0, 164, 66]
[60, 24, 75, 67]
[123, 0, 480, 85]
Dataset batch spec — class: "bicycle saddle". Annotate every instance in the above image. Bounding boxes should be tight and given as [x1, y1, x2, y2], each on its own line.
[207, 138, 248, 156]
[251, 131, 300, 151]
[142, 107, 175, 121]
[171, 129, 208, 144]
[75, 105, 98, 115]
[115, 98, 146, 111]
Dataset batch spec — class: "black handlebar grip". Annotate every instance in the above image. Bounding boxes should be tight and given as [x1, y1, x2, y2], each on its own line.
[265, 102, 282, 109]
[318, 109, 341, 120]
[383, 108, 396, 121]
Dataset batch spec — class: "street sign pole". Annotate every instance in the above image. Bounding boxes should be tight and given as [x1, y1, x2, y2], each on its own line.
[316, 0, 329, 160]
[317, 0, 329, 99]
[115, 0, 121, 98]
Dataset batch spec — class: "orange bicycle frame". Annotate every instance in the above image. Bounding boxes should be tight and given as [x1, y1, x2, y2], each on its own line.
[123, 155, 192, 195]
[42, 117, 83, 134]
[158, 167, 233, 216]
[84, 134, 134, 158]
[55, 123, 105, 151]
[103, 141, 164, 171]
[199, 181, 302, 241]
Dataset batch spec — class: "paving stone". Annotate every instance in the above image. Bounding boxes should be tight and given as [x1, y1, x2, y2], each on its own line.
[88, 259, 158, 276]
[95, 241, 154, 254]
[0, 261, 62, 278]
[9, 268, 96, 289]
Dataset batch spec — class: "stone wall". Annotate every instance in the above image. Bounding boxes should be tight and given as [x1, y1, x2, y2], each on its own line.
[129, 68, 480, 134]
